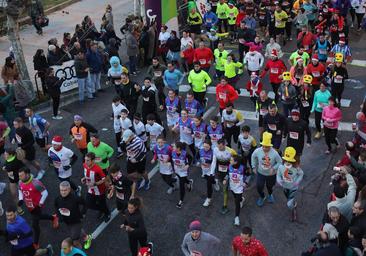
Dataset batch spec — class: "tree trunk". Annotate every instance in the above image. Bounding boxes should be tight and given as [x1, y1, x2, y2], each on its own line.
[7, 14, 34, 101]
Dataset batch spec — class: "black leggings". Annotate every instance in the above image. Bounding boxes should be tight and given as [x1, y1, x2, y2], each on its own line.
[193, 91, 206, 107]
[156, 81, 166, 106]
[51, 95, 60, 117]
[271, 83, 281, 102]
[217, 18, 228, 33]
[324, 127, 339, 151]
[205, 175, 215, 199]
[331, 84, 344, 103]
[224, 125, 240, 147]
[115, 132, 122, 150]
[188, 144, 196, 163]
[128, 234, 147, 256]
[178, 175, 190, 201]
[350, 8, 356, 23]
[314, 111, 322, 132]
[356, 13, 365, 29]
[30, 207, 53, 244]
[161, 173, 176, 187]
[232, 192, 243, 217]
[85, 193, 110, 215]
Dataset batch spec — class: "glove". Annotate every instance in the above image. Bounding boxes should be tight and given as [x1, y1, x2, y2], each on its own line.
[63, 165, 71, 171]
[102, 158, 108, 164]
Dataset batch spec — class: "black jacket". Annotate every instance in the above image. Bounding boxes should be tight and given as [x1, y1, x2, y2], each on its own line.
[322, 213, 350, 251]
[314, 243, 342, 256]
[74, 56, 89, 78]
[120, 80, 141, 113]
[351, 212, 366, 236]
[15, 126, 34, 150]
[54, 193, 86, 224]
[33, 55, 49, 71]
[123, 209, 147, 238]
[263, 112, 287, 137]
[166, 37, 181, 52]
[284, 118, 311, 154]
[45, 75, 64, 97]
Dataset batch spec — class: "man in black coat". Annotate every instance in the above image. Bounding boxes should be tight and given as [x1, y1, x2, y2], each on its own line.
[351, 200, 366, 236]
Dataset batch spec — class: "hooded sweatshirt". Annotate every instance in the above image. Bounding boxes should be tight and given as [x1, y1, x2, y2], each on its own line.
[181, 231, 221, 256]
[108, 56, 123, 82]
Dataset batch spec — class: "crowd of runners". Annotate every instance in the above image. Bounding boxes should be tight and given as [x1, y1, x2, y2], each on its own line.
[1, 0, 366, 255]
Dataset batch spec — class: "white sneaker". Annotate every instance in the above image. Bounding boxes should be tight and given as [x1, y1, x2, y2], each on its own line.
[0, 182, 6, 194]
[166, 187, 174, 194]
[214, 180, 220, 192]
[203, 198, 211, 207]
[0, 201, 4, 216]
[240, 196, 245, 208]
[234, 216, 240, 226]
[36, 170, 46, 180]
[52, 116, 63, 120]
[76, 186, 82, 197]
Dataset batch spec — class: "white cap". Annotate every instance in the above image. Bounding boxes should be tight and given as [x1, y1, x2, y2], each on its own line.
[122, 129, 134, 142]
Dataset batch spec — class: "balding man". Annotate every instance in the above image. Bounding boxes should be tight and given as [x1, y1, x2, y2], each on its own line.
[61, 237, 87, 256]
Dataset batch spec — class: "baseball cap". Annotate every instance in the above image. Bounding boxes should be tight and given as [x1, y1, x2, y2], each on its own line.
[122, 129, 134, 142]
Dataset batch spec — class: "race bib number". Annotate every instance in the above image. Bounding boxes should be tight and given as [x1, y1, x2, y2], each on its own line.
[74, 133, 83, 140]
[143, 97, 149, 102]
[270, 68, 279, 74]
[218, 164, 228, 172]
[268, 124, 277, 131]
[206, 18, 212, 23]
[59, 208, 71, 216]
[317, 103, 323, 109]
[183, 126, 191, 134]
[95, 157, 102, 163]
[154, 71, 162, 77]
[199, 59, 206, 65]
[302, 101, 309, 107]
[7, 171, 14, 179]
[319, 49, 327, 55]
[312, 71, 320, 78]
[334, 76, 343, 83]
[10, 239, 18, 245]
[53, 161, 62, 168]
[116, 191, 125, 200]
[25, 201, 34, 208]
[259, 15, 265, 20]
[289, 132, 299, 140]
[219, 92, 227, 100]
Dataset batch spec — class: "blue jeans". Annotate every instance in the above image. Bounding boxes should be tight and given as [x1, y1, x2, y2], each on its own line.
[89, 72, 101, 93]
[256, 173, 276, 199]
[77, 77, 90, 101]
[128, 55, 137, 73]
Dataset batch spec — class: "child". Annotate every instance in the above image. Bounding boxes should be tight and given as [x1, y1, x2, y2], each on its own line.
[133, 113, 147, 143]
[120, 109, 133, 136]
[173, 109, 196, 161]
[191, 116, 207, 165]
[112, 96, 128, 156]
[151, 136, 176, 194]
[200, 139, 215, 207]
[223, 155, 246, 226]
[238, 126, 257, 185]
[165, 89, 181, 130]
[172, 141, 193, 209]
[207, 116, 224, 149]
[145, 114, 165, 151]
[107, 163, 133, 214]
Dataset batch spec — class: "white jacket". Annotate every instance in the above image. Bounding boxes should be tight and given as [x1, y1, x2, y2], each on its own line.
[351, 0, 366, 13]
[244, 51, 264, 72]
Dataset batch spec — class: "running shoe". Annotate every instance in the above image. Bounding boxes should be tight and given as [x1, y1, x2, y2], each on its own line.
[144, 179, 151, 191]
[83, 234, 93, 250]
[52, 214, 59, 229]
[52, 116, 63, 120]
[234, 216, 240, 226]
[203, 198, 211, 207]
[46, 244, 54, 256]
[36, 170, 46, 180]
[166, 186, 174, 194]
[314, 131, 321, 139]
[267, 194, 275, 203]
[137, 179, 146, 191]
[187, 179, 193, 192]
[256, 197, 265, 207]
[221, 206, 229, 214]
[176, 200, 183, 209]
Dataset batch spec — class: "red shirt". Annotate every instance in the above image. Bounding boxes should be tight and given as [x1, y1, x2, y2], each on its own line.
[183, 48, 195, 65]
[236, 13, 246, 26]
[19, 177, 46, 211]
[193, 47, 213, 68]
[232, 236, 269, 256]
[261, 59, 287, 84]
[216, 84, 239, 109]
[297, 32, 317, 53]
[83, 163, 106, 195]
[246, 80, 263, 97]
[306, 62, 325, 85]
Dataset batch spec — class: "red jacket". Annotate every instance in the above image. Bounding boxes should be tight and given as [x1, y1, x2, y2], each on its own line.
[19, 177, 46, 211]
[297, 31, 317, 54]
[306, 62, 325, 85]
[246, 80, 263, 96]
[216, 84, 239, 109]
[194, 47, 213, 68]
[236, 12, 246, 26]
[260, 59, 287, 84]
[183, 48, 195, 65]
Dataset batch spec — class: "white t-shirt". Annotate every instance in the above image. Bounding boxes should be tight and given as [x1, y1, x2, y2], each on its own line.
[159, 31, 170, 44]
[48, 146, 74, 178]
[134, 121, 147, 142]
[120, 117, 132, 131]
[112, 103, 128, 133]
[145, 122, 164, 150]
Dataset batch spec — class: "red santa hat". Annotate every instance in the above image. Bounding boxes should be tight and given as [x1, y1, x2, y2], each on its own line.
[249, 46, 256, 52]
[271, 49, 278, 57]
[312, 54, 319, 61]
[296, 57, 303, 63]
[52, 136, 63, 145]
[339, 38, 346, 44]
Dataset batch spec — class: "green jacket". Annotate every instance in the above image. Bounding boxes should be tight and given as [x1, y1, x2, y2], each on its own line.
[214, 49, 229, 71]
[188, 70, 212, 92]
[87, 142, 114, 169]
[311, 89, 331, 113]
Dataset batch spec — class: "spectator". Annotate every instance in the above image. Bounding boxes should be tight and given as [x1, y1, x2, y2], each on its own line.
[47, 44, 63, 66]
[323, 206, 350, 250]
[351, 201, 366, 236]
[126, 26, 139, 76]
[1, 56, 19, 85]
[86, 42, 103, 96]
[74, 51, 90, 102]
[45, 68, 64, 120]
[102, 4, 114, 29]
[33, 49, 49, 94]
[28, 0, 44, 35]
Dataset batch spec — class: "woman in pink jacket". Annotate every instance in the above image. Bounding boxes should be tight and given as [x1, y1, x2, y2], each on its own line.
[322, 97, 342, 154]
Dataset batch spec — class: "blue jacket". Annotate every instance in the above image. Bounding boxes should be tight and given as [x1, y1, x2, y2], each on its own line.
[86, 50, 103, 73]
[203, 11, 218, 29]
[6, 216, 33, 250]
[163, 69, 184, 91]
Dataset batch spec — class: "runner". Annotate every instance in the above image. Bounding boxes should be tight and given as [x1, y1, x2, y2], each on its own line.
[172, 141, 193, 209]
[151, 136, 176, 194]
[222, 103, 244, 148]
[0, 113, 10, 155]
[13, 118, 46, 180]
[163, 62, 184, 95]
[207, 116, 225, 150]
[322, 96, 342, 154]
[25, 107, 50, 152]
[5, 205, 54, 256]
[238, 125, 257, 184]
[330, 53, 348, 104]
[133, 114, 147, 144]
[306, 54, 326, 92]
[246, 72, 263, 109]
[232, 226, 268, 256]
[274, 4, 288, 45]
[173, 109, 196, 159]
[69, 115, 98, 158]
[215, 76, 239, 115]
[54, 181, 89, 249]
[60, 237, 87, 256]
[145, 114, 164, 151]
[299, 75, 313, 124]
[224, 155, 246, 226]
[122, 129, 150, 191]
[185, 90, 204, 118]
[191, 116, 207, 165]
[263, 104, 287, 150]
[48, 136, 79, 193]
[200, 139, 217, 207]
[243, 47, 264, 76]
[256, 91, 274, 137]
[181, 220, 221, 256]
[224, 53, 243, 90]
[213, 42, 229, 79]
[112, 96, 128, 157]
[188, 62, 212, 106]
[251, 132, 282, 207]
[87, 134, 114, 174]
[193, 41, 213, 73]
[211, 138, 237, 214]
[276, 147, 304, 221]
[18, 168, 59, 247]
[311, 82, 331, 139]
[278, 71, 297, 117]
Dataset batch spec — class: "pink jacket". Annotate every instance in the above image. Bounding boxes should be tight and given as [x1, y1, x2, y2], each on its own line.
[322, 106, 342, 129]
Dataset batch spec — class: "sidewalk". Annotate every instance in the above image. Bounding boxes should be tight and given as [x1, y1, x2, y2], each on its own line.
[0, 0, 132, 87]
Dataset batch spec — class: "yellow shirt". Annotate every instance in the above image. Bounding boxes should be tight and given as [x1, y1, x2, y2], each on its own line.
[274, 10, 288, 28]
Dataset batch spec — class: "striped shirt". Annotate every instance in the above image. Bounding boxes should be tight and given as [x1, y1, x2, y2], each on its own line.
[331, 44, 352, 58]
[126, 136, 146, 162]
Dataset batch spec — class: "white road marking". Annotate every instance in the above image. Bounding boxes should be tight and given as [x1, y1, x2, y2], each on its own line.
[350, 59, 366, 67]
[218, 110, 354, 131]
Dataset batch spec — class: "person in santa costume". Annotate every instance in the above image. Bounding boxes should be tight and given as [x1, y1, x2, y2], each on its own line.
[246, 72, 263, 109]
[306, 54, 326, 92]
[48, 135, 79, 193]
[260, 49, 287, 102]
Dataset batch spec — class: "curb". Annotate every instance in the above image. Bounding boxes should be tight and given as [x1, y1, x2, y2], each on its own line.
[18, 0, 81, 27]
